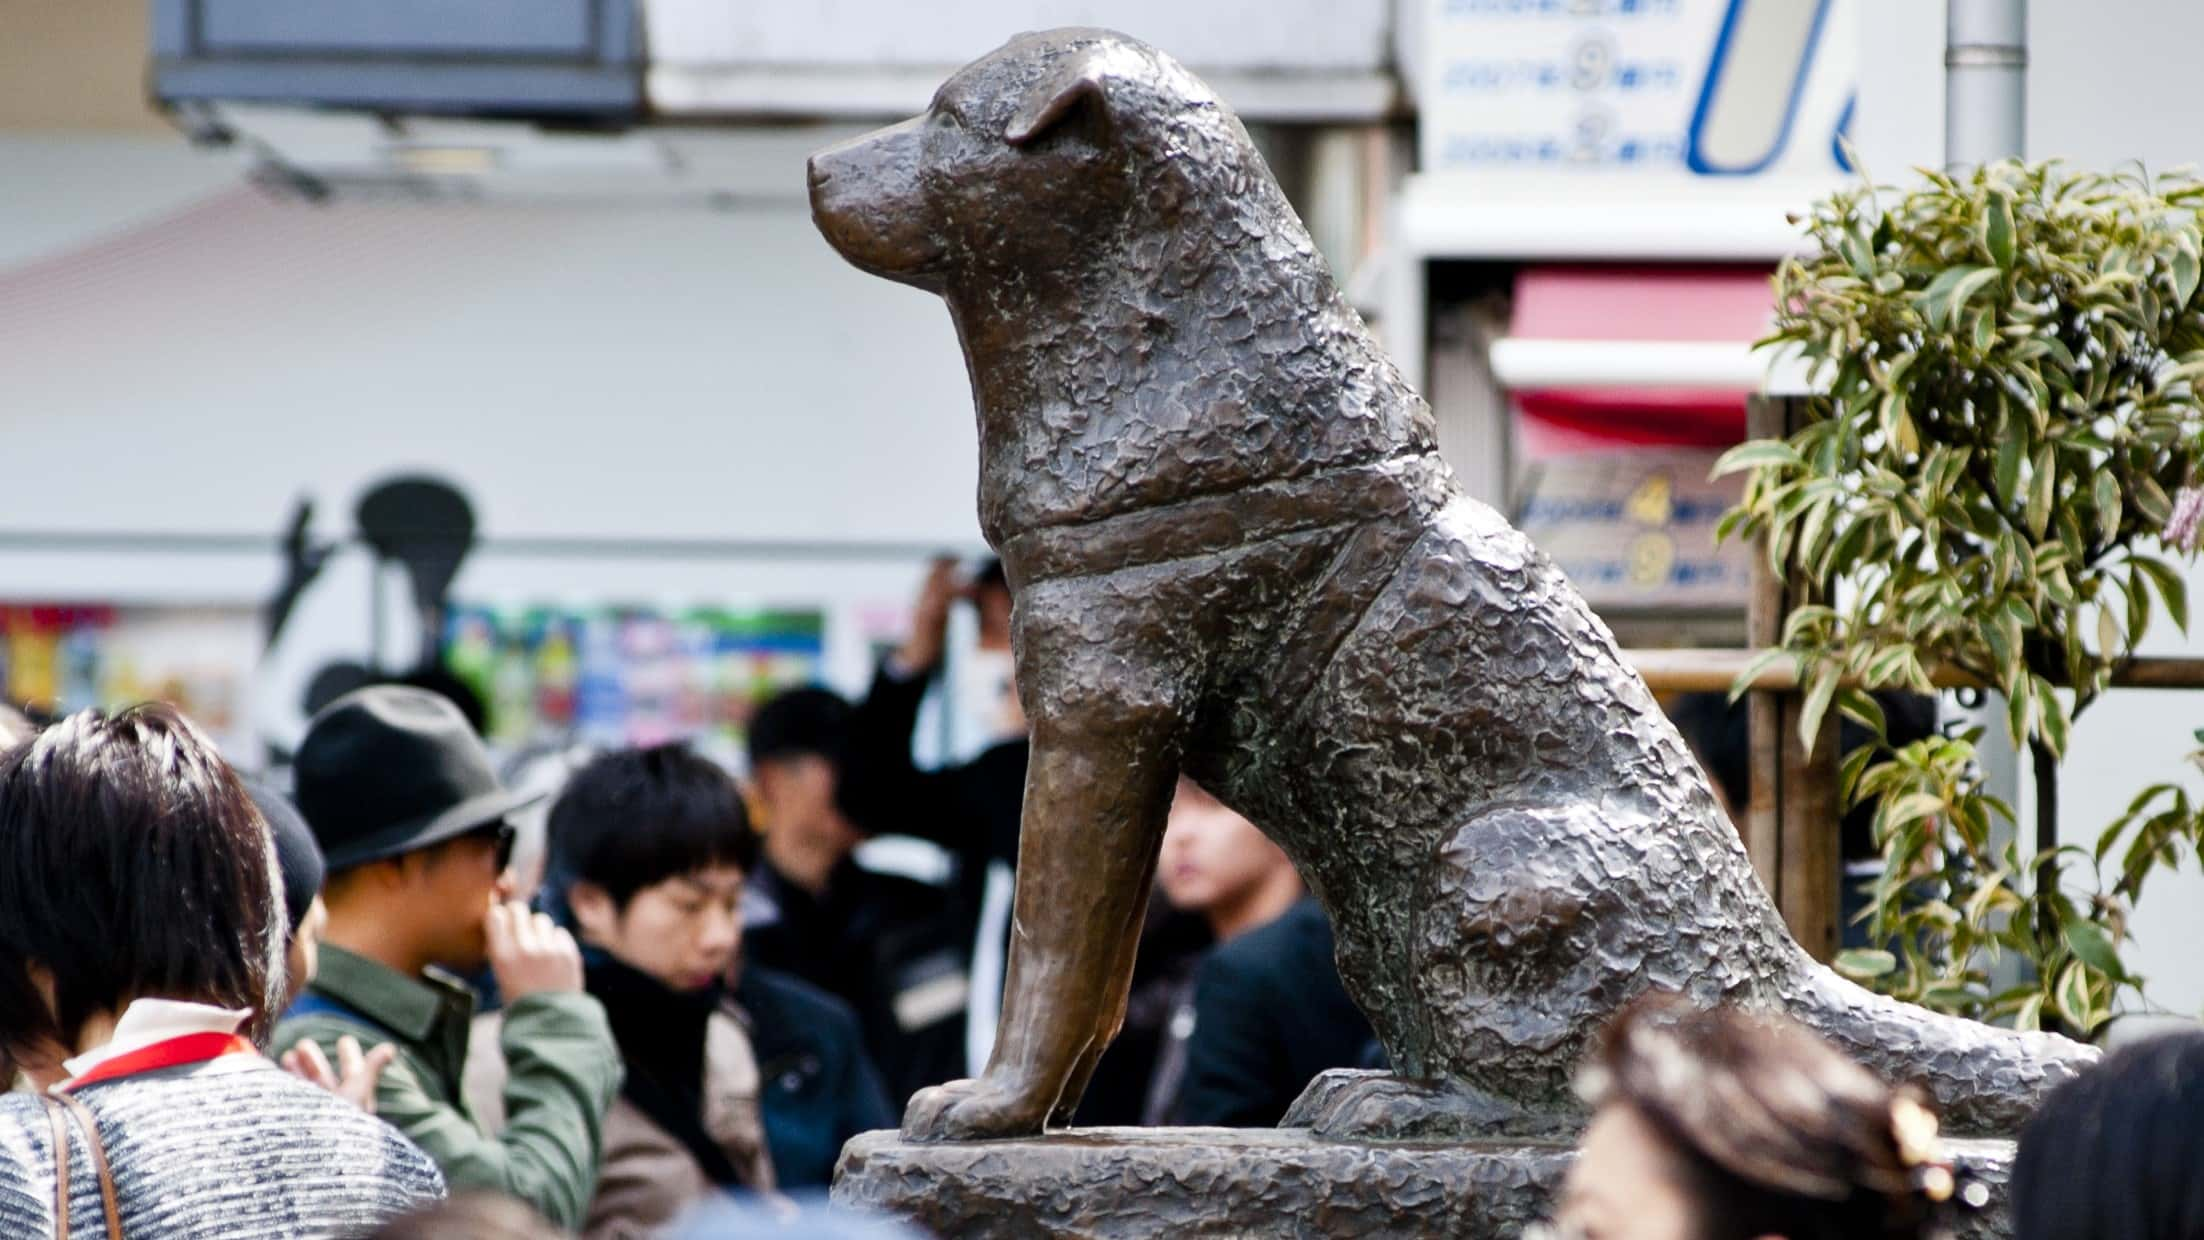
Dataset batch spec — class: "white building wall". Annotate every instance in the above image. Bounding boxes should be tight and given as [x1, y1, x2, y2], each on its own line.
[0, 129, 983, 751]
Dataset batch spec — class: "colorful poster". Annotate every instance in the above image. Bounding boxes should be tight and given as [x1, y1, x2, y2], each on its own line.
[0, 604, 257, 750]
[443, 603, 826, 767]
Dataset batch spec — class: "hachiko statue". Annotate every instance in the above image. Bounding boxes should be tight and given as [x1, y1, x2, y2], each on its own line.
[808, 29, 2094, 1144]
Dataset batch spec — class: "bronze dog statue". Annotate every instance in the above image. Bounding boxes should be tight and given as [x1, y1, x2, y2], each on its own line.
[809, 28, 2094, 1143]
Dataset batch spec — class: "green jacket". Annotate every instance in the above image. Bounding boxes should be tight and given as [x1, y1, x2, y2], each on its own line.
[272, 945, 623, 1230]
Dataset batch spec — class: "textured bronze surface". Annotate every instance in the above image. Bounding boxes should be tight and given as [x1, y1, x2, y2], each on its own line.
[832, 1129, 2017, 1240]
[808, 27, 2095, 1147]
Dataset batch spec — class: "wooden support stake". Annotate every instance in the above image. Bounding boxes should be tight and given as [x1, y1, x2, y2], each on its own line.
[1742, 396, 1785, 899]
[1779, 695, 1843, 960]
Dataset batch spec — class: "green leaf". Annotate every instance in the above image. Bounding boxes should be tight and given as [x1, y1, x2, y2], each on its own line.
[1799, 665, 1840, 756]
[2013, 992, 2045, 1032]
[1916, 264, 2001, 331]
[2174, 243, 2202, 306]
[1781, 604, 1837, 646]
[2055, 960, 2111, 1033]
[1993, 432, 2024, 507]
[1839, 222, 1876, 280]
[2135, 472, 2173, 526]
[2064, 917, 2128, 981]
[2134, 555, 2190, 630]
[2006, 684, 2035, 746]
[1882, 792, 1948, 830]
[1862, 644, 1916, 690]
[1798, 497, 1836, 570]
[1971, 308, 1997, 353]
[2099, 603, 2123, 661]
[2026, 443, 2056, 539]
[1834, 949, 1898, 980]
[1983, 189, 2016, 269]
[1839, 745, 1881, 809]
[2124, 566, 2155, 646]
[1948, 265, 2004, 323]
[2035, 675, 2069, 759]
[1836, 688, 1888, 740]
[1710, 439, 1803, 478]
[1727, 647, 1797, 704]
[1982, 618, 2015, 680]
[2093, 470, 2123, 547]
[1963, 866, 2015, 926]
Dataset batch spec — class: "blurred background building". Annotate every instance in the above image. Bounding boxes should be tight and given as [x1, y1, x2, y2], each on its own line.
[3, 0, 2202, 1008]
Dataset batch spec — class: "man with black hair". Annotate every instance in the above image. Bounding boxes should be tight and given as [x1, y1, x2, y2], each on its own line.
[743, 686, 971, 1106]
[273, 686, 621, 1231]
[1150, 779, 1368, 1127]
[522, 743, 889, 1215]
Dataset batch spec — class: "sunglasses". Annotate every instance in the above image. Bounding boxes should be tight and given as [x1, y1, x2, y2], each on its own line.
[459, 820, 517, 871]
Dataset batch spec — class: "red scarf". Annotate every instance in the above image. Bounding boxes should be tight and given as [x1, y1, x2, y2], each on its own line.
[58, 1032, 257, 1093]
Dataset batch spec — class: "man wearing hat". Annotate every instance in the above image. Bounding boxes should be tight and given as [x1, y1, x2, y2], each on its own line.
[272, 686, 622, 1229]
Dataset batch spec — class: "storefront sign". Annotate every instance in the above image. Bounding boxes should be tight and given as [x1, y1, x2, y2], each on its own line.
[1515, 449, 1750, 610]
[1420, 0, 1856, 179]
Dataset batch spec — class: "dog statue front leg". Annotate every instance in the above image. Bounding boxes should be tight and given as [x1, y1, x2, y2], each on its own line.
[901, 675, 1180, 1142]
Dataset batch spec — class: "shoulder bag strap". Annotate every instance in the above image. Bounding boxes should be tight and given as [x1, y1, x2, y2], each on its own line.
[39, 1095, 71, 1240]
[54, 1094, 122, 1240]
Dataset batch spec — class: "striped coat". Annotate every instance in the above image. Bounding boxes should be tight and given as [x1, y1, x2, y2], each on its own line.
[0, 1057, 444, 1237]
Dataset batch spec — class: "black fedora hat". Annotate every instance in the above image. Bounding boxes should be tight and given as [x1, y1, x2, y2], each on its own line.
[295, 685, 540, 871]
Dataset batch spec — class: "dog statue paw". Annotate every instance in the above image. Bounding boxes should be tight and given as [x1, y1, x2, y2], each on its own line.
[901, 1075, 1053, 1143]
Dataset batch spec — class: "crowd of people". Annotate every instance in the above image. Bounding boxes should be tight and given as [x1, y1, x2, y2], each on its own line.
[0, 562, 2196, 1238]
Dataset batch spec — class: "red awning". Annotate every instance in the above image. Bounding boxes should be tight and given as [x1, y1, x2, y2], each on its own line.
[1506, 265, 1776, 455]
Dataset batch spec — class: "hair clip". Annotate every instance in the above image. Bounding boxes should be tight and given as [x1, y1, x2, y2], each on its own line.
[1890, 1096, 1955, 1202]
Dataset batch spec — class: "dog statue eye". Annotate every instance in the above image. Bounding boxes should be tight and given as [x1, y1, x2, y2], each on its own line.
[934, 107, 967, 133]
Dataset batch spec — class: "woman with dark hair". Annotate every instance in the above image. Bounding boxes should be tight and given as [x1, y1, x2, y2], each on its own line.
[0, 704, 444, 1237]
[2012, 1029, 2204, 1240]
[1546, 994, 1961, 1240]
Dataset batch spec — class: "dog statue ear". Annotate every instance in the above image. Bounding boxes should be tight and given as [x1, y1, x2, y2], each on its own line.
[1005, 60, 1113, 149]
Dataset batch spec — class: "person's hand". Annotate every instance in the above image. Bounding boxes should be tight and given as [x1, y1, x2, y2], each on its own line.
[281, 1034, 397, 1115]
[895, 555, 964, 675]
[485, 900, 584, 1001]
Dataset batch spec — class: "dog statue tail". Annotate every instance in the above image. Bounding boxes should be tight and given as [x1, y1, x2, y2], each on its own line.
[1784, 955, 2097, 1133]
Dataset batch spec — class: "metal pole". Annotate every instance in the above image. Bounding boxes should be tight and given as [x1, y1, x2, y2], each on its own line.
[1947, 0, 2028, 993]
[1945, 0, 2027, 169]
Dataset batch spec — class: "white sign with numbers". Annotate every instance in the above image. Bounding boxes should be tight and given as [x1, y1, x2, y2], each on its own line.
[1419, 0, 1856, 181]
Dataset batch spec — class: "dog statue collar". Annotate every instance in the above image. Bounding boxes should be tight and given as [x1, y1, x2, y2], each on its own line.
[999, 450, 1451, 585]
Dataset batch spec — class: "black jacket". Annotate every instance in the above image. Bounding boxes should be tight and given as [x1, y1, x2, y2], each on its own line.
[743, 857, 969, 1108]
[1171, 899, 1374, 1127]
[839, 661, 1025, 940]
[734, 964, 894, 1190]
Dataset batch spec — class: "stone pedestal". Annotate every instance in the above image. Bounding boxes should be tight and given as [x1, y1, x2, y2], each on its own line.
[833, 1128, 2016, 1239]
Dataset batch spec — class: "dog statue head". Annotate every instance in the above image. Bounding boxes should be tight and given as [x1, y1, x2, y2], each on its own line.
[809, 29, 1260, 300]
[810, 28, 1428, 545]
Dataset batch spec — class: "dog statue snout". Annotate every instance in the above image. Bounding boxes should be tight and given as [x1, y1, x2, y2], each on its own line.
[808, 117, 944, 290]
